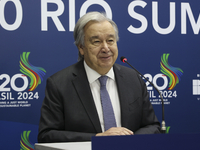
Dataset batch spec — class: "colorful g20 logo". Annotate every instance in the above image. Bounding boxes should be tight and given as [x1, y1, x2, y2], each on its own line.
[144, 53, 183, 99]
[0, 52, 46, 100]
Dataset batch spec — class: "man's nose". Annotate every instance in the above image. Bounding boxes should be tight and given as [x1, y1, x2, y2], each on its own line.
[101, 41, 110, 52]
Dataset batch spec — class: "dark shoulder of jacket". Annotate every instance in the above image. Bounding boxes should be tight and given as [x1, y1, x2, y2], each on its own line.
[114, 63, 138, 76]
[48, 60, 84, 82]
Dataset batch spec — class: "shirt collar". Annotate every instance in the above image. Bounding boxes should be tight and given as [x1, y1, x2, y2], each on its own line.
[84, 61, 115, 84]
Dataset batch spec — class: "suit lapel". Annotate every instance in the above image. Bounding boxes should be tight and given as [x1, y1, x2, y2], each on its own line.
[113, 64, 130, 128]
[72, 61, 102, 133]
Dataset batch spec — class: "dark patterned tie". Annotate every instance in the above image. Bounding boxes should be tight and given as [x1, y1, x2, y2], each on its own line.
[98, 76, 117, 131]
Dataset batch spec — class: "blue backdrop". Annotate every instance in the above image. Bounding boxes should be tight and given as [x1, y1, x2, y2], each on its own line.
[0, 0, 200, 149]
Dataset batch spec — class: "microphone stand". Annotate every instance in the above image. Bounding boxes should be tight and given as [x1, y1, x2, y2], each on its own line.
[121, 57, 166, 134]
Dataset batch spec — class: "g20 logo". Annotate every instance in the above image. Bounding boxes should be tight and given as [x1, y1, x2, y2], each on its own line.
[145, 53, 183, 99]
[0, 52, 46, 100]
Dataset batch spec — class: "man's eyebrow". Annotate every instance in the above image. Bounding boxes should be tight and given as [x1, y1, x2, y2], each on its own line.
[107, 34, 115, 38]
[89, 34, 115, 41]
[89, 36, 99, 41]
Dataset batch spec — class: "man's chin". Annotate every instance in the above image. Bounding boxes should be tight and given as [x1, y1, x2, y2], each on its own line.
[99, 64, 113, 70]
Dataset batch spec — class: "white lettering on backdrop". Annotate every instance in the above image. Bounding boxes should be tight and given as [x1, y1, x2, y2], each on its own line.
[0, 0, 199, 34]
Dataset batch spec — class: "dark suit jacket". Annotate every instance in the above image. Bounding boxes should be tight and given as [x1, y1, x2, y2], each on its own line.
[38, 60, 160, 143]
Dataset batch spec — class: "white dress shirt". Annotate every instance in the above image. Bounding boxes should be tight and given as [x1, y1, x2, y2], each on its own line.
[84, 61, 121, 132]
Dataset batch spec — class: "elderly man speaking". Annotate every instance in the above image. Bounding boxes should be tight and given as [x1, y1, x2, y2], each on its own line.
[38, 11, 160, 143]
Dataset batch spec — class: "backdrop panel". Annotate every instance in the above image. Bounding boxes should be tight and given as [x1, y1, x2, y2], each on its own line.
[0, 0, 200, 149]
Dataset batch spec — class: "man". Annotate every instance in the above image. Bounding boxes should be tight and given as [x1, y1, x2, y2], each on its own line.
[38, 11, 160, 143]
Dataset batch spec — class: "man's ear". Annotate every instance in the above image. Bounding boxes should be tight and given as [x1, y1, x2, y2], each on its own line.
[78, 44, 84, 55]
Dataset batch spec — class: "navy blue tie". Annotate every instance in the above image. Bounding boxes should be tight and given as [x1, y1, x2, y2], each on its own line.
[99, 76, 117, 131]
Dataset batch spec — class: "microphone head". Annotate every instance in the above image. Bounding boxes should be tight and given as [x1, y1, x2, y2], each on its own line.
[120, 56, 127, 63]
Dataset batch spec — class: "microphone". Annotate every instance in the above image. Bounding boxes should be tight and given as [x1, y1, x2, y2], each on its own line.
[120, 56, 166, 134]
